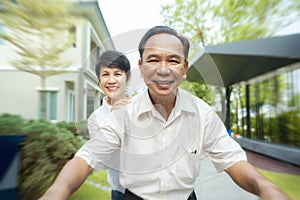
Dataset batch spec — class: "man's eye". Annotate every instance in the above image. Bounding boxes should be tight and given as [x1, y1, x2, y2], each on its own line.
[169, 60, 180, 64]
[148, 59, 159, 63]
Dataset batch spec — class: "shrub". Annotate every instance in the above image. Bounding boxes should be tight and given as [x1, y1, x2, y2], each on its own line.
[0, 113, 25, 134]
[56, 121, 78, 135]
[0, 114, 86, 200]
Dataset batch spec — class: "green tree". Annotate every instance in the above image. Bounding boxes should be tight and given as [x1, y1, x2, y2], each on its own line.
[0, 0, 77, 119]
[161, 0, 300, 121]
[161, 0, 300, 54]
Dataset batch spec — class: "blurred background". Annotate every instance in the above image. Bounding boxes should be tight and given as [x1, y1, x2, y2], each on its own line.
[0, 0, 300, 199]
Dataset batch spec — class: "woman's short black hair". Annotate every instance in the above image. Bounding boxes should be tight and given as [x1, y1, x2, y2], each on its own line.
[95, 50, 131, 81]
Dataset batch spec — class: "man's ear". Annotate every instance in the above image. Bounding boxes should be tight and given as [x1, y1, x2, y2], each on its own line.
[183, 60, 189, 79]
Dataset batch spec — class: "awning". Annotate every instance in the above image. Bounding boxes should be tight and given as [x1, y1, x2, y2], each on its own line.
[187, 33, 300, 87]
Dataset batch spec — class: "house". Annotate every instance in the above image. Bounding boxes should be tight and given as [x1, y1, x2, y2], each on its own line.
[0, 0, 114, 123]
[189, 33, 300, 166]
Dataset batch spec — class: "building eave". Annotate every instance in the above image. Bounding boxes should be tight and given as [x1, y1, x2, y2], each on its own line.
[188, 34, 300, 87]
[69, 0, 115, 50]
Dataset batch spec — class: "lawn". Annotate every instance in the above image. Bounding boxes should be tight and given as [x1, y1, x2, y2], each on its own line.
[259, 169, 300, 200]
[70, 171, 111, 200]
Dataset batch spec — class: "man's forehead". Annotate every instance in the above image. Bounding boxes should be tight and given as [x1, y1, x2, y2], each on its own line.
[144, 33, 182, 46]
[143, 48, 183, 57]
[141, 34, 185, 59]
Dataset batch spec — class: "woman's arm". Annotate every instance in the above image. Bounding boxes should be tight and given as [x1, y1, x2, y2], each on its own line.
[226, 160, 290, 200]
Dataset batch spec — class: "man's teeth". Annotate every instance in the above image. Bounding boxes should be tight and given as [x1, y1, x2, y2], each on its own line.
[157, 81, 171, 84]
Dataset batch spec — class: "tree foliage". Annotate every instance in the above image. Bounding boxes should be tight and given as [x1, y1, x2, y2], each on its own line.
[161, 0, 300, 56]
[180, 79, 215, 105]
[0, 0, 76, 78]
[161, 0, 300, 121]
[0, 0, 77, 119]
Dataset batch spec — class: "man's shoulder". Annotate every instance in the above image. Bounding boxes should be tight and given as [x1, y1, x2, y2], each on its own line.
[178, 88, 213, 111]
[129, 89, 148, 104]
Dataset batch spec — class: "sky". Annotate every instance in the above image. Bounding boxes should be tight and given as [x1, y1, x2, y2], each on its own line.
[276, 20, 300, 36]
[98, 0, 172, 38]
[97, 0, 173, 68]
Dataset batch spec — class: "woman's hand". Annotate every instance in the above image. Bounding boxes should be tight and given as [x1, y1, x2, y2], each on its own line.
[111, 97, 130, 111]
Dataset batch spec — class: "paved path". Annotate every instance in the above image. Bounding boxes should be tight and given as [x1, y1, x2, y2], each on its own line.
[195, 150, 300, 199]
[195, 157, 258, 200]
[245, 150, 300, 176]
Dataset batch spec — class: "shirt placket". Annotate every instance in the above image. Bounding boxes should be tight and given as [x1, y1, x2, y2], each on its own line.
[152, 105, 181, 199]
[159, 168, 168, 200]
[160, 117, 178, 200]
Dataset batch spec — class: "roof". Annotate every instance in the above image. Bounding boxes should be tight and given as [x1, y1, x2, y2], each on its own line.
[187, 33, 300, 87]
[70, 0, 115, 50]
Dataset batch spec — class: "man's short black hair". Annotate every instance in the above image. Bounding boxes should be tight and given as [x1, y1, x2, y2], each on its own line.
[138, 26, 190, 61]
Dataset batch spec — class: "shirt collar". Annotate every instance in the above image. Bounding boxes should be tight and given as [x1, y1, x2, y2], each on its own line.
[102, 96, 112, 111]
[175, 88, 198, 114]
[136, 88, 197, 117]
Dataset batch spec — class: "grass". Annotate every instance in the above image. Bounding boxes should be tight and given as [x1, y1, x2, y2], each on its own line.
[69, 169, 300, 200]
[87, 170, 110, 187]
[69, 171, 111, 200]
[259, 169, 300, 200]
[69, 184, 110, 200]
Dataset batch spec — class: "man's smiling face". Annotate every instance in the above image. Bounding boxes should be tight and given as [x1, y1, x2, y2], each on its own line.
[139, 33, 188, 99]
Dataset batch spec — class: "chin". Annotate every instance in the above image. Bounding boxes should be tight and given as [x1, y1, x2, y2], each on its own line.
[154, 89, 176, 97]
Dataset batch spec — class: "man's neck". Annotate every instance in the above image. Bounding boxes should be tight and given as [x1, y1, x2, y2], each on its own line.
[149, 90, 177, 120]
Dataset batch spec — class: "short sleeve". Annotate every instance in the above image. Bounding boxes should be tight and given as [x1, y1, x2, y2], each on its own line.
[75, 111, 123, 171]
[203, 110, 247, 172]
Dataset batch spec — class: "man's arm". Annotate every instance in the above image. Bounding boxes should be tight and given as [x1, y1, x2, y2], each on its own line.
[226, 160, 290, 200]
[39, 157, 92, 200]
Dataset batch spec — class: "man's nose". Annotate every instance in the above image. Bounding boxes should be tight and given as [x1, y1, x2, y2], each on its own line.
[156, 61, 171, 75]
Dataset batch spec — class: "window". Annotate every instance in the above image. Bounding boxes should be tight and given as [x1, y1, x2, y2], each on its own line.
[39, 91, 57, 121]
[0, 23, 5, 45]
[69, 25, 76, 48]
[89, 40, 101, 71]
[86, 87, 95, 118]
[232, 67, 300, 148]
[67, 90, 75, 122]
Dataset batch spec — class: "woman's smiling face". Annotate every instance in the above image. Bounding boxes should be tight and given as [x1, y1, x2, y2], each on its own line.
[98, 66, 128, 104]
